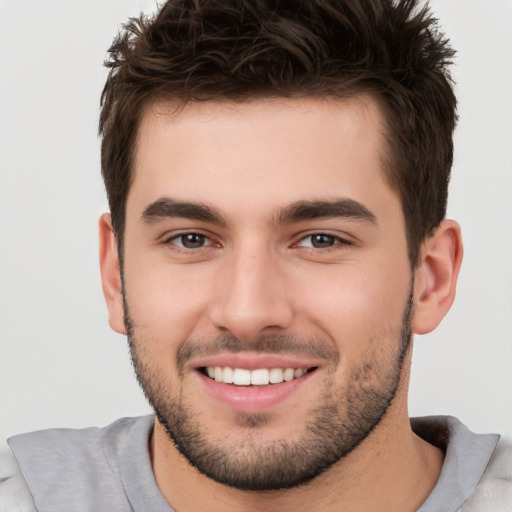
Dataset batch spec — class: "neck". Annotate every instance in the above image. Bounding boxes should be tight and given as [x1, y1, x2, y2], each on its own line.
[151, 401, 444, 512]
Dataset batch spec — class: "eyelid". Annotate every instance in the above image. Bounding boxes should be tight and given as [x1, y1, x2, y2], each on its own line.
[160, 229, 354, 251]
[162, 230, 220, 249]
[293, 231, 354, 249]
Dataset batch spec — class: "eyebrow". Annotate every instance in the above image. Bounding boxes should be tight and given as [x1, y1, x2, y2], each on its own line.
[141, 198, 228, 226]
[273, 199, 377, 226]
[141, 197, 377, 227]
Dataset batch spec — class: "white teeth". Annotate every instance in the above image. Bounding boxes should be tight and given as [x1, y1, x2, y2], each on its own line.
[214, 366, 223, 382]
[269, 368, 283, 384]
[283, 368, 295, 381]
[222, 366, 234, 384]
[233, 368, 251, 386]
[251, 369, 270, 386]
[205, 366, 311, 385]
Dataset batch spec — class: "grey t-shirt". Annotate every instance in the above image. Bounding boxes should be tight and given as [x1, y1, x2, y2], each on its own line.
[3, 416, 501, 511]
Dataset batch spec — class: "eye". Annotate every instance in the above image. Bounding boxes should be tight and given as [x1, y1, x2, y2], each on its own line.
[168, 232, 213, 249]
[296, 233, 348, 249]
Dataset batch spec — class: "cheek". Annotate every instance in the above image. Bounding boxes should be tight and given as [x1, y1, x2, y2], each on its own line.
[291, 259, 411, 353]
[123, 252, 216, 344]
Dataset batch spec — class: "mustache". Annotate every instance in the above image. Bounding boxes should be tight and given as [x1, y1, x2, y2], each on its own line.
[176, 334, 339, 373]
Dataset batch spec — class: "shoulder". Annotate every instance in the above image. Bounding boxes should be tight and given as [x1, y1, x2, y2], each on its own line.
[5, 416, 154, 512]
[0, 451, 35, 512]
[460, 434, 512, 511]
[8, 415, 153, 472]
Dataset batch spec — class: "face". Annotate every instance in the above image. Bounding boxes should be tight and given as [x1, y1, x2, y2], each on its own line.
[120, 96, 414, 490]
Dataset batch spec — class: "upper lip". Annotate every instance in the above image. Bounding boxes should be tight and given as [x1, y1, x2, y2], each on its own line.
[191, 352, 321, 371]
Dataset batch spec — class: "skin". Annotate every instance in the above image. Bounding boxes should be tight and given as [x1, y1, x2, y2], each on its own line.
[100, 95, 463, 511]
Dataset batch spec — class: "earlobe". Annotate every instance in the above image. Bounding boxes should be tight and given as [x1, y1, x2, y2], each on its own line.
[412, 220, 463, 335]
[99, 213, 126, 334]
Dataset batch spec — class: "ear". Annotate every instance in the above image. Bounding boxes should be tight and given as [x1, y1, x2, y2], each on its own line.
[99, 213, 126, 334]
[412, 220, 463, 335]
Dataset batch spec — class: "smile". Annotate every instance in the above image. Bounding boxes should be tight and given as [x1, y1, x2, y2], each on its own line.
[202, 366, 314, 386]
[196, 359, 320, 411]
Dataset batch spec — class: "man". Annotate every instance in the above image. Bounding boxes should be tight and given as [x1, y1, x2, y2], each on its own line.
[2, 0, 510, 510]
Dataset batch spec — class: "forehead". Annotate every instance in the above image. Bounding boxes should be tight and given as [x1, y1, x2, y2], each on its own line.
[129, 95, 397, 223]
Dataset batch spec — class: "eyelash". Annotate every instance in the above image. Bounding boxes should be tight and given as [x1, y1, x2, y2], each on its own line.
[163, 232, 218, 251]
[162, 231, 352, 253]
[294, 233, 352, 251]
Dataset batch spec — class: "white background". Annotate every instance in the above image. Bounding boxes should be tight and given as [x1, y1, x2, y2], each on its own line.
[1, 0, 511, 456]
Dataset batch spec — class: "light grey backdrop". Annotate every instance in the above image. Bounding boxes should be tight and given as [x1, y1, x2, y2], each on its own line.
[1, 0, 511, 453]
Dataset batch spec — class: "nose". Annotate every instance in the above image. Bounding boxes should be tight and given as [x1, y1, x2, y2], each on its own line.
[209, 246, 295, 341]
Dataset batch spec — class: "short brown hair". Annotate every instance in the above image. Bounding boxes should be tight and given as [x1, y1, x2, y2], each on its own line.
[100, 0, 456, 266]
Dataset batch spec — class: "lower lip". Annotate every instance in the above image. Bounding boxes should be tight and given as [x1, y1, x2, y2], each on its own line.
[197, 370, 316, 412]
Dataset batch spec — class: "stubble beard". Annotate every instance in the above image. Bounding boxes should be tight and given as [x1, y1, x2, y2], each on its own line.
[125, 288, 414, 491]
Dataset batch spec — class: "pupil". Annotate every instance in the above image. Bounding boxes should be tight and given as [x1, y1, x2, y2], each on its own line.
[312, 234, 335, 248]
[182, 234, 205, 248]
